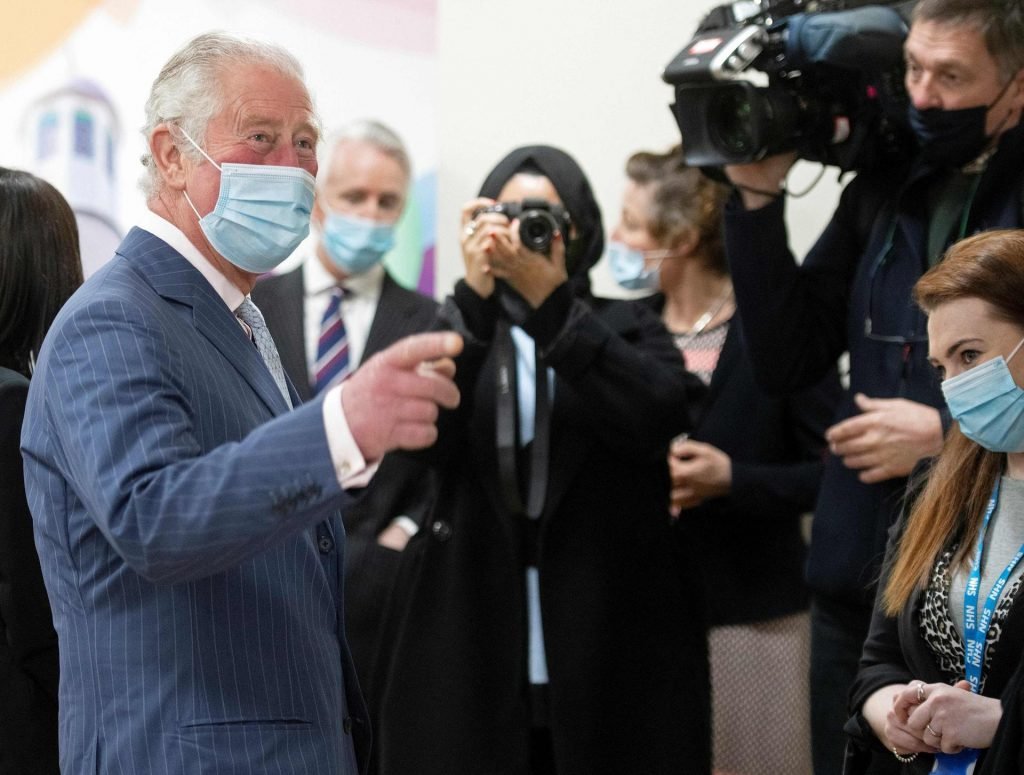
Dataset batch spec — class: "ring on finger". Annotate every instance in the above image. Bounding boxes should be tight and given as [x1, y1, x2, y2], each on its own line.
[916, 681, 926, 703]
[926, 723, 941, 739]
[464, 221, 478, 237]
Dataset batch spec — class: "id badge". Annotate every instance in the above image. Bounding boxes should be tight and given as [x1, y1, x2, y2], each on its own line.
[932, 748, 978, 774]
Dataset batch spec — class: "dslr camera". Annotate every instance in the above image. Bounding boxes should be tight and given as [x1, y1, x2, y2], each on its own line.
[474, 198, 572, 257]
[663, 0, 916, 172]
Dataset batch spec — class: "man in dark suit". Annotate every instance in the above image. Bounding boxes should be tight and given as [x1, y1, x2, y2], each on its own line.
[252, 122, 438, 705]
[19, 32, 460, 775]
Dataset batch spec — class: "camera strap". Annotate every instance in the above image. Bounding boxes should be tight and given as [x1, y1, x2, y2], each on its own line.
[495, 319, 551, 524]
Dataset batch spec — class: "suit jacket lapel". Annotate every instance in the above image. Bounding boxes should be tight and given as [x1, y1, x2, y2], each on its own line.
[363, 272, 407, 364]
[120, 228, 292, 417]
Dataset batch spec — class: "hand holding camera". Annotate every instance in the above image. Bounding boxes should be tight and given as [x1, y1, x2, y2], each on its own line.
[725, 150, 797, 209]
[460, 197, 570, 308]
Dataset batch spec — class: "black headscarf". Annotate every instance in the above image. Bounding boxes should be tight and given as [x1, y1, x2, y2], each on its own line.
[477, 145, 605, 285]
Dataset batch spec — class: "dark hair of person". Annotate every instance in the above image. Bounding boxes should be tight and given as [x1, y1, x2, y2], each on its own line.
[625, 146, 729, 275]
[0, 167, 83, 376]
[912, 0, 1024, 77]
[884, 229, 1024, 615]
[478, 145, 604, 282]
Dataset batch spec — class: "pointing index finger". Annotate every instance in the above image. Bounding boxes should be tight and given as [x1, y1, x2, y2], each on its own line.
[382, 332, 464, 370]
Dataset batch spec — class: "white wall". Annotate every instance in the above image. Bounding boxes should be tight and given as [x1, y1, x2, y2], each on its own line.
[435, 0, 845, 298]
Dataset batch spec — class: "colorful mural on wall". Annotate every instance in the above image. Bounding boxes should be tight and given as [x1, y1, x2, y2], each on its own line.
[0, 0, 437, 292]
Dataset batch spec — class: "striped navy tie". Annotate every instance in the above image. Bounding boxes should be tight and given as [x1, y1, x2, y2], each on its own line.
[314, 287, 351, 394]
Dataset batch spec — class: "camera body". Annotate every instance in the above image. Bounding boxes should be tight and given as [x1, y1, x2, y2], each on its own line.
[663, 0, 916, 172]
[474, 198, 572, 256]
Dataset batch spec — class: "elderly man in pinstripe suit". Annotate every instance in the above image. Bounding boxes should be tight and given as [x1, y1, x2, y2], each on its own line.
[19, 32, 460, 775]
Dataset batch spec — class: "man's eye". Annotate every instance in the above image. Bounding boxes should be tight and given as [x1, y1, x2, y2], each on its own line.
[251, 133, 272, 144]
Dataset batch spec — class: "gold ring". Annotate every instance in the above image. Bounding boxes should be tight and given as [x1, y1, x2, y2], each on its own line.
[926, 723, 941, 738]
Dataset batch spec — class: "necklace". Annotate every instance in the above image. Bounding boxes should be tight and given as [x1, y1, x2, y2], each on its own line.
[672, 284, 733, 349]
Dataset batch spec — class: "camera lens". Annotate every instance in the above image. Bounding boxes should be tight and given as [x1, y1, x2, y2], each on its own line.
[709, 88, 756, 157]
[519, 210, 557, 255]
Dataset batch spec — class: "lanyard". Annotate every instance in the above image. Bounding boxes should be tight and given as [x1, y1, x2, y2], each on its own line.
[963, 478, 1024, 692]
[935, 479, 1024, 774]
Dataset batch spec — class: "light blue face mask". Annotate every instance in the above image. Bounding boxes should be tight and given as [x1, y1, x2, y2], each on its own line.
[179, 126, 315, 274]
[607, 240, 673, 292]
[321, 209, 396, 275]
[942, 336, 1024, 452]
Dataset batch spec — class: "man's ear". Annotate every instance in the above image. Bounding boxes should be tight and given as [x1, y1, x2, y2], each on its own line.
[150, 123, 188, 191]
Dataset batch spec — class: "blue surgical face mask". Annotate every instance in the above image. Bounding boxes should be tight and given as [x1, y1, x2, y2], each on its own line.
[607, 240, 673, 292]
[178, 126, 315, 274]
[942, 336, 1024, 452]
[321, 209, 396, 275]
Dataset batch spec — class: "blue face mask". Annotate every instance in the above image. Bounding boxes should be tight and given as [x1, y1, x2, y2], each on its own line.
[321, 209, 396, 275]
[607, 240, 672, 291]
[179, 127, 315, 274]
[942, 337, 1024, 452]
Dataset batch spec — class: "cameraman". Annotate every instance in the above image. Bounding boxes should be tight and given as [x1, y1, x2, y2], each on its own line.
[722, 0, 1024, 772]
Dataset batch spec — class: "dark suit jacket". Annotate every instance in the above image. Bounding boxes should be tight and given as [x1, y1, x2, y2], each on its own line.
[252, 263, 439, 401]
[0, 367, 58, 774]
[253, 262, 439, 716]
[21, 228, 369, 774]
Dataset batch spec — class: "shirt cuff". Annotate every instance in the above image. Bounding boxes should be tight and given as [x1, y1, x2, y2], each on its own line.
[322, 383, 378, 488]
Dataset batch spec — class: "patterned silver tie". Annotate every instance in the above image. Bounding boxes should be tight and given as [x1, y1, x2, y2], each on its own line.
[235, 297, 293, 408]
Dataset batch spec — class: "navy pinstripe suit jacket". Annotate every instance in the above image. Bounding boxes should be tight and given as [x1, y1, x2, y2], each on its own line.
[20, 227, 369, 774]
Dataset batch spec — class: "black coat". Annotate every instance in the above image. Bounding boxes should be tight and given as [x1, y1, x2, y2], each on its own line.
[0, 367, 59, 774]
[372, 284, 710, 775]
[645, 300, 840, 626]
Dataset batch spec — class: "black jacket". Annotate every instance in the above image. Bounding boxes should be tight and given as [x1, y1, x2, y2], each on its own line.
[724, 122, 1024, 605]
[0, 367, 59, 774]
[845, 510, 1024, 774]
[645, 299, 840, 625]
[371, 282, 710, 775]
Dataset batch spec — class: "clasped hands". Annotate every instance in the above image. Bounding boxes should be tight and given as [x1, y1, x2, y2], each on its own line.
[668, 436, 732, 516]
[885, 680, 1001, 757]
[459, 197, 568, 307]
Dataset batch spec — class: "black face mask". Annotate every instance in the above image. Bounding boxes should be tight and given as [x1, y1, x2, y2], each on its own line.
[908, 78, 1015, 168]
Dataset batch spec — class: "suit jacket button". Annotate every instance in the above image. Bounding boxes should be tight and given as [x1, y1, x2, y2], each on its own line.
[318, 535, 334, 553]
[343, 716, 353, 734]
[431, 520, 452, 542]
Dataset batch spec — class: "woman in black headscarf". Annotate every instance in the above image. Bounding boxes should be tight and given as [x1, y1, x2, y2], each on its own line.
[371, 146, 710, 775]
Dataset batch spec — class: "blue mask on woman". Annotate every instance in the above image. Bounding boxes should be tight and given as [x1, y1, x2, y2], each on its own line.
[942, 337, 1024, 452]
[179, 126, 315, 274]
[608, 240, 670, 292]
[321, 210, 396, 275]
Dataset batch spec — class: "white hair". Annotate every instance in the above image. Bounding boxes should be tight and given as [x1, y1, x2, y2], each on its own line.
[320, 118, 412, 183]
[140, 31, 315, 199]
